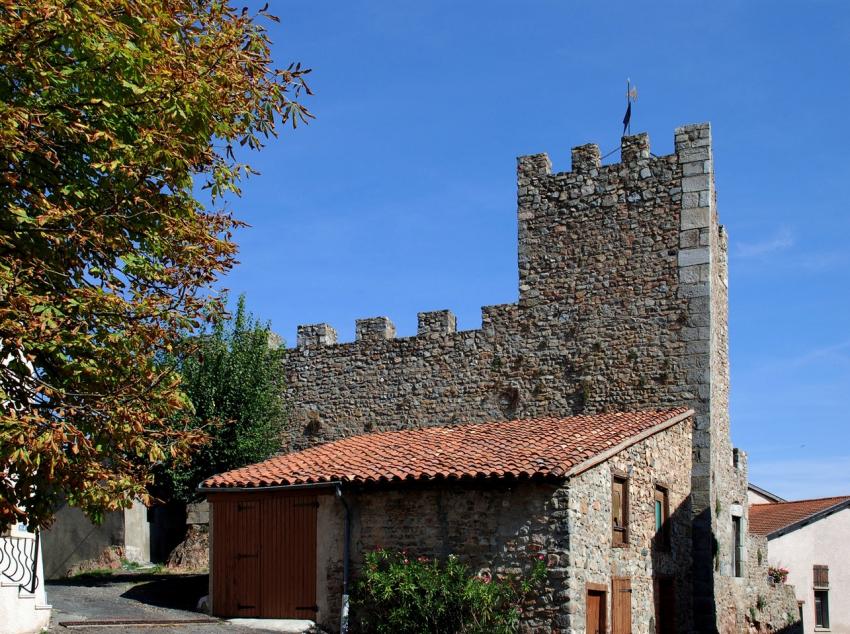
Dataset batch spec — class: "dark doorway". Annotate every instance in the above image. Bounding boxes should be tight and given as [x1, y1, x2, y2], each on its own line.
[654, 576, 675, 634]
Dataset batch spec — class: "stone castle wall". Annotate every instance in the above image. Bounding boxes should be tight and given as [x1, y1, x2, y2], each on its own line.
[283, 123, 761, 631]
[285, 126, 710, 442]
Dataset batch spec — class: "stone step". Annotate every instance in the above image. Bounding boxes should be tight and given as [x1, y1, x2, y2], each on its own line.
[1, 581, 24, 587]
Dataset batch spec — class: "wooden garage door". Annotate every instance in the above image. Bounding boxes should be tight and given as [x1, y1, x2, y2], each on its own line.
[260, 495, 318, 618]
[212, 498, 261, 616]
[211, 494, 317, 619]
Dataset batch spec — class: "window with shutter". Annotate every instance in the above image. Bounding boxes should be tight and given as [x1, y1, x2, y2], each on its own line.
[654, 486, 670, 551]
[612, 475, 629, 546]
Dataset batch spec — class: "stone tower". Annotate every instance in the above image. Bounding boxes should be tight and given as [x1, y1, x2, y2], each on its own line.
[284, 123, 747, 631]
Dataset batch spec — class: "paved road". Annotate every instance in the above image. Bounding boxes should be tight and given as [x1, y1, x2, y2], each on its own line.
[46, 573, 284, 633]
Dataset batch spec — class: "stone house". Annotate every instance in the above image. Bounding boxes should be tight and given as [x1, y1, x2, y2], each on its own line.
[204, 122, 802, 632]
[750, 496, 850, 633]
[203, 409, 694, 632]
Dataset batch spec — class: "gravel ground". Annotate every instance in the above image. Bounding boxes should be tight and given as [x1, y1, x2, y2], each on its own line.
[46, 573, 283, 633]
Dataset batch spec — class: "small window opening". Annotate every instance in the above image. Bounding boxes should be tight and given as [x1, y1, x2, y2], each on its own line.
[814, 589, 830, 629]
[612, 475, 629, 546]
[732, 515, 743, 577]
[654, 485, 670, 551]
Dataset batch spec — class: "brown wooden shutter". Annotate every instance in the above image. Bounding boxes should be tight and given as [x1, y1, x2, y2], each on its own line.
[813, 565, 829, 588]
[612, 476, 629, 546]
[612, 577, 632, 634]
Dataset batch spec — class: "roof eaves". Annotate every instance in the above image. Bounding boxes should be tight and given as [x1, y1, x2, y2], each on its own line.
[766, 498, 850, 540]
[563, 408, 694, 479]
[197, 480, 340, 494]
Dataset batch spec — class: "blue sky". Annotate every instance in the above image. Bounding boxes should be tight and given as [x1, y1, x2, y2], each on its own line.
[222, 1, 850, 500]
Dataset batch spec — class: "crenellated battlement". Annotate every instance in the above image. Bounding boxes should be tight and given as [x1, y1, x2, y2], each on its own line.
[292, 304, 515, 350]
[292, 123, 716, 353]
[296, 323, 338, 349]
[285, 121, 720, 426]
[517, 123, 710, 179]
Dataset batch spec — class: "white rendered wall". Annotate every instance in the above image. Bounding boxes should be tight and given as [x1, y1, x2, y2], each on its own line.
[123, 499, 150, 563]
[748, 489, 778, 505]
[767, 507, 850, 633]
[0, 532, 51, 634]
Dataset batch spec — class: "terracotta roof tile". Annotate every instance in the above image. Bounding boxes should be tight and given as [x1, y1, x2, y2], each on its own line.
[749, 496, 850, 536]
[202, 408, 690, 490]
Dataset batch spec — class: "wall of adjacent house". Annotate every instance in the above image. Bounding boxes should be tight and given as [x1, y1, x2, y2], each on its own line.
[41, 502, 125, 579]
[566, 415, 694, 633]
[748, 489, 779, 505]
[283, 123, 765, 631]
[766, 508, 850, 634]
[316, 480, 568, 632]
[41, 498, 151, 579]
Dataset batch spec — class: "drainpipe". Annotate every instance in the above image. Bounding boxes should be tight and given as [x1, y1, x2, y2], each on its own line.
[335, 484, 351, 634]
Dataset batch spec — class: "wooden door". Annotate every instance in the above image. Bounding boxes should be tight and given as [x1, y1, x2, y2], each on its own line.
[260, 494, 318, 619]
[612, 577, 632, 634]
[212, 498, 261, 617]
[654, 577, 675, 634]
[211, 493, 318, 619]
[586, 590, 606, 634]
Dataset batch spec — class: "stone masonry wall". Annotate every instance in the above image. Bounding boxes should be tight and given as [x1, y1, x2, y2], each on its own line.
[317, 480, 568, 633]
[284, 123, 762, 631]
[566, 414, 693, 633]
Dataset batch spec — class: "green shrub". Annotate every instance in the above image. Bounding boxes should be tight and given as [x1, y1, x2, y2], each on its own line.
[352, 548, 547, 634]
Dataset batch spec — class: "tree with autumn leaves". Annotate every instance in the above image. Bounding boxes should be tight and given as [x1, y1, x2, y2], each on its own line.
[0, 1, 311, 529]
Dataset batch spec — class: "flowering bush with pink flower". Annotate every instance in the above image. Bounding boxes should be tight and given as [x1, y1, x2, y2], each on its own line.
[352, 548, 547, 633]
[767, 566, 789, 584]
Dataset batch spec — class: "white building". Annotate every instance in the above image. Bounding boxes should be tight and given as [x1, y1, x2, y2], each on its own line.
[0, 523, 51, 634]
[750, 495, 850, 633]
[747, 483, 786, 506]
[1, 350, 51, 632]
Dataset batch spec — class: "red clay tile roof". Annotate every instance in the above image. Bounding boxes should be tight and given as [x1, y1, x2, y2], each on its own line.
[202, 408, 691, 490]
[749, 496, 850, 537]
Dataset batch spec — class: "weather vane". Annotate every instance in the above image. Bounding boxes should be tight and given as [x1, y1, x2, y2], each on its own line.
[623, 78, 638, 136]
